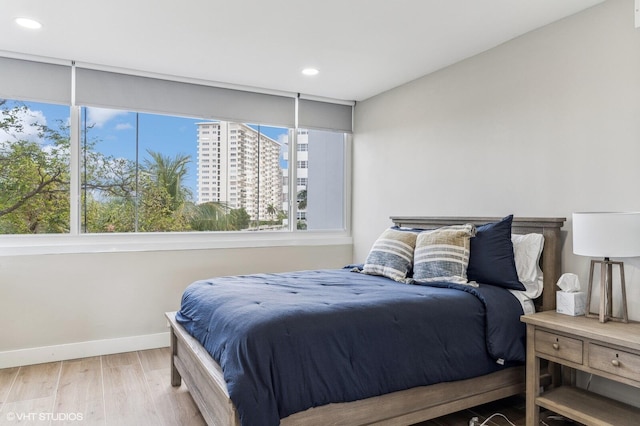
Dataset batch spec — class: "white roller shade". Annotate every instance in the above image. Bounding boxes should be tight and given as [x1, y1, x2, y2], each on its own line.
[298, 99, 352, 133]
[0, 57, 71, 104]
[75, 68, 295, 127]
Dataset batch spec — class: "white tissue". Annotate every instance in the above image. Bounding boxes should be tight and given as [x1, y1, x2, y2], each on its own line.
[556, 273, 581, 293]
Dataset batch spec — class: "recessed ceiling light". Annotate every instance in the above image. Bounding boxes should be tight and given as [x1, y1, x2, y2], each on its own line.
[302, 68, 319, 76]
[15, 17, 42, 29]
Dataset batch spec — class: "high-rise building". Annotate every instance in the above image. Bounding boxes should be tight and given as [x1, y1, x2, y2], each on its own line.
[196, 122, 282, 222]
[282, 129, 344, 230]
[282, 130, 308, 224]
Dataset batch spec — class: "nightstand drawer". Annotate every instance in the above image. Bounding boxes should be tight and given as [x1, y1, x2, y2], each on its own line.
[535, 330, 583, 364]
[589, 344, 640, 382]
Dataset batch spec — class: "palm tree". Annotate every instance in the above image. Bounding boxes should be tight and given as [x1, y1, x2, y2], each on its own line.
[266, 204, 276, 221]
[143, 150, 192, 211]
[297, 189, 307, 210]
[188, 201, 231, 231]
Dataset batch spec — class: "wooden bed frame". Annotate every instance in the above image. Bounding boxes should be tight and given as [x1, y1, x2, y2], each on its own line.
[166, 216, 565, 425]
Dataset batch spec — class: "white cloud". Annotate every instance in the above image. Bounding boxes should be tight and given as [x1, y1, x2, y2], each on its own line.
[41, 143, 69, 161]
[0, 107, 47, 144]
[87, 107, 128, 128]
[115, 123, 133, 131]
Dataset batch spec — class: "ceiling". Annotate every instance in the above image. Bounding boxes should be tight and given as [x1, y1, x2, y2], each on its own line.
[1, 0, 604, 102]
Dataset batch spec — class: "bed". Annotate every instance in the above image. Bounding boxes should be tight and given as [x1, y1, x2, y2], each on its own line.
[166, 216, 565, 425]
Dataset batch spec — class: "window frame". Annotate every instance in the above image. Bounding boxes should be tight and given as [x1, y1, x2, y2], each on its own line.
[0, 229, 352, 256]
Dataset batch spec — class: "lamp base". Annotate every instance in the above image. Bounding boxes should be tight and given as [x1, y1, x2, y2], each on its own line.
[585, 258, 628, 323]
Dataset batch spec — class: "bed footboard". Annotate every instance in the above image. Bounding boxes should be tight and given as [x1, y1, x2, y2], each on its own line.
[169, 326, 181, 387]
[166, 312, 241, 426]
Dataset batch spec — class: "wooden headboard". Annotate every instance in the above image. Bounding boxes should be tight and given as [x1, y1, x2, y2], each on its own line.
[390, 216, 566, 312]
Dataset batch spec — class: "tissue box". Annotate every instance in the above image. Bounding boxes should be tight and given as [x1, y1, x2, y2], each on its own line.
[556, 291, 587, 316]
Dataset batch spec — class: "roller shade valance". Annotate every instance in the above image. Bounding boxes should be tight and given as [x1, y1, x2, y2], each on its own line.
[298, 99, 352, 133]
[0, 58, 352, 132]
[75, 68, 296, 128]
[0, 57, 71, 105]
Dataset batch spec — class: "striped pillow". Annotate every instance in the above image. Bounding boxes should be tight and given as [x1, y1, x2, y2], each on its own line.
[362, 227, 418, 283]
[413, 224, 476, 284]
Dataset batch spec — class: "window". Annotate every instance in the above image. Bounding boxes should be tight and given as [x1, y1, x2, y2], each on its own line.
[0, 101, 347, 236]
[80, 108, 289, 232]
[0, 58, 352, 239]
[294, 129, 345, 231]
[0, 99, 71, 234]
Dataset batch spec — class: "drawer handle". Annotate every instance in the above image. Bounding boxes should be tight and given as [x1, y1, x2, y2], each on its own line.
[552, 343, 560, 350]
[612, 359, 621, 367]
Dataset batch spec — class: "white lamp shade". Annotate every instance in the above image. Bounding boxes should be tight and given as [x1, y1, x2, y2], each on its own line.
[573, 212, 640, 258]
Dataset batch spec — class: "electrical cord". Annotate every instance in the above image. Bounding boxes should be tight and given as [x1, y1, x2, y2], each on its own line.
[468, 410, 564, 425]
[468, 412, 517, 426]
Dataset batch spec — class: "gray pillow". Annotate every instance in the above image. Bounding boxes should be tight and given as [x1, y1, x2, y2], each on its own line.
[413, 224, 476, 284]
[362, 227, 418, 283]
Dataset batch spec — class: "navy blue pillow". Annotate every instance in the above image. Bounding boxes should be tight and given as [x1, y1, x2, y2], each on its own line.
[467, 215, 525, 291]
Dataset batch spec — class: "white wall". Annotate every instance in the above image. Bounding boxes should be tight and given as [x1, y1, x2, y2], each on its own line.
[354, 0, 640, 317]
[0, 243, 351, 367]
[353, 0, 640, 406]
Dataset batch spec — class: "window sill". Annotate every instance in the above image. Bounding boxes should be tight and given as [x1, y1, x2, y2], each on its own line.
[0, 231, 352, 256]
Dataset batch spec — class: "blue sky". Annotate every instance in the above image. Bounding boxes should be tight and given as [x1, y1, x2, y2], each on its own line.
[10, 100, 289, 198]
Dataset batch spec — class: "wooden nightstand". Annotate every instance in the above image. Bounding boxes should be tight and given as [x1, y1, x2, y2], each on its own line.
[521, 311, 640, 426]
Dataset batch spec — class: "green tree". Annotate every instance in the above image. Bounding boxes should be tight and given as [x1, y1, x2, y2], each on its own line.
[0, 102, 69, 233]
[0, 101, 143, 234]
[229, 208, 250, 230]
[137, 175, 190, 232]
[82, 148, 197, 233]
[189, 201, 231, 231]
[133, 150, 193, 232]
[297, 189, 307, 210]
[80, 123, 138, 232]
[143, 150, 192, 211]
[266, 203, 276, 221]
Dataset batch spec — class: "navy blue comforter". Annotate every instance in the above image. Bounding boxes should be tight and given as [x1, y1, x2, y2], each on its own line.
[176, 268, 525, 426]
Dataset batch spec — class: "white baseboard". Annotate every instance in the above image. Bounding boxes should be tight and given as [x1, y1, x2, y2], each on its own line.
[0, 332, 170, 368]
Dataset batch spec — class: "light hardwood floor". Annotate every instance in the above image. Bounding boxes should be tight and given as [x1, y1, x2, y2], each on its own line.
[0, 348, 204, 426]
[0, 349, 573, 426]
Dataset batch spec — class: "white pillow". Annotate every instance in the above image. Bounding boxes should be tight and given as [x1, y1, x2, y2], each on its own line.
[508, 289, 536, 315]
[511, 233, 544, 299]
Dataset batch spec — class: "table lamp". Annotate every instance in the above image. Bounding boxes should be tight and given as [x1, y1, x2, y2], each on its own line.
[573, 212, 640, 323]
